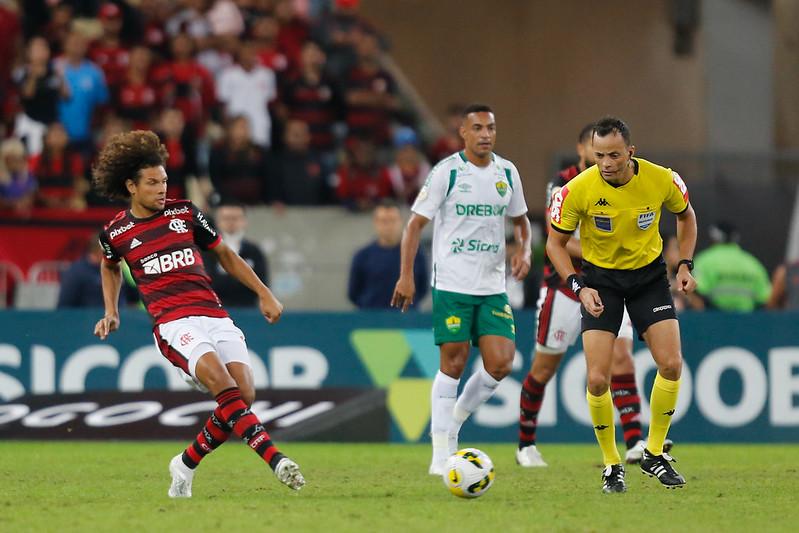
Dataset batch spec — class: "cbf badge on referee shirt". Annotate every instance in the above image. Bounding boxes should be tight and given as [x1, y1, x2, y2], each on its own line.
[637, 211, 656, 230]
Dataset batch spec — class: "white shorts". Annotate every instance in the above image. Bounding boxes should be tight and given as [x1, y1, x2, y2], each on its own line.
[153, 316, 250, 388]
[534, 286, 633, 354]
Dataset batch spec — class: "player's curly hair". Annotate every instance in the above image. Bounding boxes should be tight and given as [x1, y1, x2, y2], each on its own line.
[92, 130, 168, 200]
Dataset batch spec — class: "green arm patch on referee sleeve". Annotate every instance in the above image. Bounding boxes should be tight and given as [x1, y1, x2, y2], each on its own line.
[446, 169, 457, 196]
[504, 168, 514, 191]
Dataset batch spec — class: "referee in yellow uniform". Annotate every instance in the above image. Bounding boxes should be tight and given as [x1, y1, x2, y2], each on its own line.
[548, 117, 698, 493]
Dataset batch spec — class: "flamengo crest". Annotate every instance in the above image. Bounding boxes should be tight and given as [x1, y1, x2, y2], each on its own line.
[169, 219, 189, 234]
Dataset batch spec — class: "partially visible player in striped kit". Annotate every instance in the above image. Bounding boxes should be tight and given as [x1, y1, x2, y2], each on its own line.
[92, 130, 304, 497]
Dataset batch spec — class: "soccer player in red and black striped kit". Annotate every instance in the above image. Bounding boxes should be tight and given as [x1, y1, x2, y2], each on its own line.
[516, 123, 664, 467]
[92, 130, 305, 497]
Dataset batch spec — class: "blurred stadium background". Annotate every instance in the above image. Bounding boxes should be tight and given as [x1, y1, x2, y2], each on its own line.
[1, 0, 798, 526]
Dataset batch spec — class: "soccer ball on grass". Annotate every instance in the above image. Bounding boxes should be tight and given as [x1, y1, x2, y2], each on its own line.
[443, 448, 495, 498]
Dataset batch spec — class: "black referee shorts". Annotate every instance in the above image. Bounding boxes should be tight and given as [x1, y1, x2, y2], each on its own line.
[580, 256, 677, 338]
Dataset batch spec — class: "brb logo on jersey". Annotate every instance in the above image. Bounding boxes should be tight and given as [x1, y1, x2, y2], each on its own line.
[169, 219, 189, 234]
[550, 186, 569, 224]
[141, 248, 195, 274]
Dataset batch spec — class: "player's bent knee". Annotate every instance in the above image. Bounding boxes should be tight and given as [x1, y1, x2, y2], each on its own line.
[657, 356, 683, 380]
[200, 367, 237, 394]
[441, 359, 467, 379]
[240, 387, 255, 407]
[486, 363, 511, 381]
[586, 371, 611, 396]
[532, 363, 557, 384]
[440, 345, 470, 378]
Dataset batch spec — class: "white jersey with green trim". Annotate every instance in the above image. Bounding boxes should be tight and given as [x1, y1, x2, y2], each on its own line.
[412, 151, 528, 295]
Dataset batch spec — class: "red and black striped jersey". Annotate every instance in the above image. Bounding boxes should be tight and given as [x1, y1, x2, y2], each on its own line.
[543, 165, 582, 300]
[99, 199, 228, 325]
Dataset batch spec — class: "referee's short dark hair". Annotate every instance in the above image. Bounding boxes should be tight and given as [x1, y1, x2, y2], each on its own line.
[462, 103, 494, 117]
[593, 116, 631, 145]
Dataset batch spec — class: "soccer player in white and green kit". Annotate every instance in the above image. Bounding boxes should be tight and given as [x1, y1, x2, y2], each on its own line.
[392, 104, 532, 475]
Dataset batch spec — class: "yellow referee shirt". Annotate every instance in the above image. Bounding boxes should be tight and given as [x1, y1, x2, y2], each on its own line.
[550, 158, 689, 270]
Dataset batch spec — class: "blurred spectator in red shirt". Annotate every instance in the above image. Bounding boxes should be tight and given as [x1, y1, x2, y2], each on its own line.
[0, 2, 22, 91]
[388, 143, 431, 206]
[13, 36, 67, 156]
[209, 115, 271, 204]
[336, 136, 394, 211]
[0, 2, 20, 125]
[138, 0, 172, 58]
[89, 3, 130, 91]
[157, 108, 199, 201]
[312, 0, 375, 79]
[152, 32, 217, 136]
[251, 15, 290, 80]
[429, 103, 465, 164]
[0, 138, 36, 214]
[115, 45, 160, 130]
[343, 29, 398, 148]
[30, 122, 87, 210]
[274, 0, 309, 74]
[281, 40, 343, 156]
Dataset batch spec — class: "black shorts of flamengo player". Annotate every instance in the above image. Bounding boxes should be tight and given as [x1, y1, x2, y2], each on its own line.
[580, 256, 677, 339]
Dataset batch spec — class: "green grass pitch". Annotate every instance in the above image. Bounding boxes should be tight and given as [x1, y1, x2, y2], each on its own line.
[3, 441, 797, 532]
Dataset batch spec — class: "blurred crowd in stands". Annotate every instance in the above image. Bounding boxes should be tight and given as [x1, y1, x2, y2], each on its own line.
[0, 0, 795, 313]
[0, 0, 460, 214]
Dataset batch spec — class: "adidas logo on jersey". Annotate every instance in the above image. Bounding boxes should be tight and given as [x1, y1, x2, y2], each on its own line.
[130, 238, 142, 249]
[594, 198, 610, 207]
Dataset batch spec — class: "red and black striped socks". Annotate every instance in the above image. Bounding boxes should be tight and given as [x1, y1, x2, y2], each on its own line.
[181, 407, 232, 469]
[610, 373, 643, 449]
[518, 374, 546, 449]
[215, 387, 285, 470]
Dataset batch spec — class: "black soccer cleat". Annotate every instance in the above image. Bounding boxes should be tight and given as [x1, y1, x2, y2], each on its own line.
[640, 449, 686, 489]
[601, 464, 627, 494]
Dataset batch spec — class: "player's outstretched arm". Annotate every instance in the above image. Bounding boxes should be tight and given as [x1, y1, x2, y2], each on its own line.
[94, 259, 122, 339]
[391, 213, 429, 312]
[675, 203, 698, 294]
[212, 242, 283, 323]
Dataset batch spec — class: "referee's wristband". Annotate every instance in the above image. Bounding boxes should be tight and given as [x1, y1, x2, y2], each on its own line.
[566, 274, 586, 296]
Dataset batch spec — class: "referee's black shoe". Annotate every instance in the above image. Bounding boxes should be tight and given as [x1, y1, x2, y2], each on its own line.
[601, 464, 627, 494]
[640, 449, 686, 488]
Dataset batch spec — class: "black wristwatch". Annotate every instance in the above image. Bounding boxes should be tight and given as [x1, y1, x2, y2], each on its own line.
[677, 259, 694, 272]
